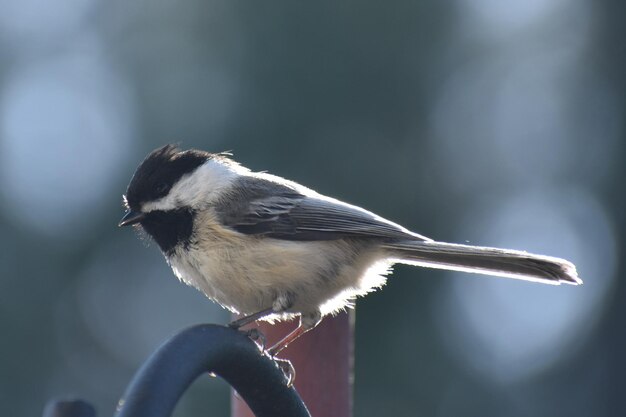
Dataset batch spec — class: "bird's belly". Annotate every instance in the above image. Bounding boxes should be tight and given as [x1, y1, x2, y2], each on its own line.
[168, 237, 389, 318]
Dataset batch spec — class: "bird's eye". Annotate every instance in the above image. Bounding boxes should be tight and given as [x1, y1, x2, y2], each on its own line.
[156, 182, 169, 194]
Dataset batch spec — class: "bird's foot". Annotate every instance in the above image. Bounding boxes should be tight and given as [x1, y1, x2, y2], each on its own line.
[242, 327, 266, 351]
[272, 357, 296, 387]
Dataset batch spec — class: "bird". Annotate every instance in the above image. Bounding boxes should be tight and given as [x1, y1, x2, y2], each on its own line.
[119, 145, 581, 363]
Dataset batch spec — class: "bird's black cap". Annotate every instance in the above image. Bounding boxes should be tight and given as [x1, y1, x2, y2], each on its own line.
[124, 144, 210, 210]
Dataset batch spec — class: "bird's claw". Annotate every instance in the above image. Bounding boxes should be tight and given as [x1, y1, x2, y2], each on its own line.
[243, 328, 266, 350]
[272, 357, 296, 387]
[231, 326, 295, 386]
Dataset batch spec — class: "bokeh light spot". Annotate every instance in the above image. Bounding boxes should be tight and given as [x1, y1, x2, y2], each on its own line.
[434, 187, 616, 382]
[0, 42, 136, 239]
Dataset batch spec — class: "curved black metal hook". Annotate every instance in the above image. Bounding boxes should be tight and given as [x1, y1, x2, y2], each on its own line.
[43, 400, 96, 417]
[114, 324, 310, 417]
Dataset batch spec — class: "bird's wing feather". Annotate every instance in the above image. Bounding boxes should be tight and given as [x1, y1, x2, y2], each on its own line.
[215, 175, 429, 242]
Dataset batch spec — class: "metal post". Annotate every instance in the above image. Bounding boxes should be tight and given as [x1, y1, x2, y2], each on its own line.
[232, 311, 354, 417]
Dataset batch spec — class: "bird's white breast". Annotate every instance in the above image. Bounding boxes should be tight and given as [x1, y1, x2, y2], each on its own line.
[166, 209, 391, 319]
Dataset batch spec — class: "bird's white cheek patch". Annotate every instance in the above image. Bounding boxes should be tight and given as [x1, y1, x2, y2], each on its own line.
[141, 197, 178, 213]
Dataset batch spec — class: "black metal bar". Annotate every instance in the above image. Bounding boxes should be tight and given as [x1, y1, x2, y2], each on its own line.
[114, 324, 311, 417]
[42, 400, 96, 417]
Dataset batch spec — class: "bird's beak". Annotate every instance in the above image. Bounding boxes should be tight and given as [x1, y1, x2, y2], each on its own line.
[118, 210, 146, 227]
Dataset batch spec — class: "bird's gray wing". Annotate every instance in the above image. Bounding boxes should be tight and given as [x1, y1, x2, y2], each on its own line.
[215, 176, 429, 242]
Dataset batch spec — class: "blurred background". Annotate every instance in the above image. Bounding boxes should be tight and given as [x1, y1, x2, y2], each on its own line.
[0, 0, 623, 416]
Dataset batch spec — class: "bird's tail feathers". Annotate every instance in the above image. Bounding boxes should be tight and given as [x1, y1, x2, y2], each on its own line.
[382, 240, 581, 285]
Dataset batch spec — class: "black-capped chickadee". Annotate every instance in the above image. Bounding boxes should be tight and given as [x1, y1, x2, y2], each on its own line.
[119, 145, 581, 357]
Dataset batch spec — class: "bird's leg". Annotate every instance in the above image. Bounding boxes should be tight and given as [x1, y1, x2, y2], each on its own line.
[228, 293, 295, 350]
[228, 292, 295, 329]
[267, 312, 322, 357]
[228, 307, 275, 329]
[228, 308, 274, 350]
